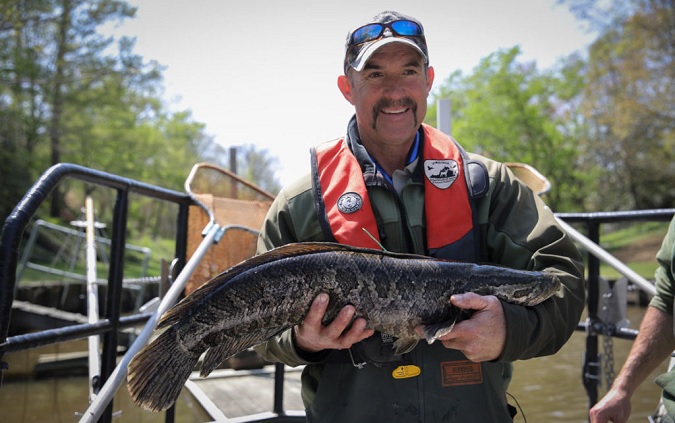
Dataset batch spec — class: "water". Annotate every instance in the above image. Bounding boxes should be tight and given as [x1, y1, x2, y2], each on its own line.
[0, 305, 669, 422]
[0, 339, 209, 422]
[509, 305, 669, 422]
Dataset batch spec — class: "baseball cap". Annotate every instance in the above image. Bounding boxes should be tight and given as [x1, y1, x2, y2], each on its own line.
[344, 11, 428, 73]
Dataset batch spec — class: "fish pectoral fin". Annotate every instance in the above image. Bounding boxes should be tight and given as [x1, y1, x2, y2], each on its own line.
[393, 338, 419, 355]
[200, 327, 288, 377]
[421, 308, 475, 344]
[201, 342, 232, 377]
[421, 320, 457, 344]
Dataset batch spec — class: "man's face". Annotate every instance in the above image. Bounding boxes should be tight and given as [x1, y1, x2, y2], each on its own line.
[338, 43, 434, 151]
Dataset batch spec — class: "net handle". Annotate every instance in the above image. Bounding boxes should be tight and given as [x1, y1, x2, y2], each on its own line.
[184, 162, 276, 200]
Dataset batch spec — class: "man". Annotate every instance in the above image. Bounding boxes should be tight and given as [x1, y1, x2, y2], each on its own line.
[590, 215, 675, 423]
[254, 10, 585, 422]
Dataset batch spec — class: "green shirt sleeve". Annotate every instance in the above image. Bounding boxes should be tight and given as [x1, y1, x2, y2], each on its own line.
[649, 216, 675, 315]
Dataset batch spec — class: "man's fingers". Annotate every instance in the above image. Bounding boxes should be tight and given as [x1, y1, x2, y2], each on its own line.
[342, 317, 375, 346]
[322, 304, 356, 340]
[450, 292, 487, 310]
[303, 293, 329, 326]
[295, 293, 376, 352]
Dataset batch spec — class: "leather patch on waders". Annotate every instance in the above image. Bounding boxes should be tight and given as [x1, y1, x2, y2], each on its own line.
[440, 360, 483, 387]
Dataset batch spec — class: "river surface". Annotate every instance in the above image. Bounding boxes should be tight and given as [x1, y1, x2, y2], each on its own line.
[0, 305, 669, 422]
[509, 304, 668, 422]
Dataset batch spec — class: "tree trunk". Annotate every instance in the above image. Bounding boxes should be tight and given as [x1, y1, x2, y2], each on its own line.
[49, 0, 71, 218]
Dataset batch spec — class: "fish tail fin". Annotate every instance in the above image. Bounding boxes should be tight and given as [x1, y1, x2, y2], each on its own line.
[127, 330, 199, 412]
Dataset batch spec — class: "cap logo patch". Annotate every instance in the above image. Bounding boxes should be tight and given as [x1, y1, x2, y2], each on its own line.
[337, 192, 363, 214]
[424, 159, 458, 190]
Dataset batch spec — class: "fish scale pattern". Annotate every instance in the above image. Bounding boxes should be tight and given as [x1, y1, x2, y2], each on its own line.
[127, 242, 560, 412]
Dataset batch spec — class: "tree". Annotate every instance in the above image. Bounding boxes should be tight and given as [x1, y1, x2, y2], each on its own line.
[564, 0, 675, 209]
[209, 144, 281, 196]
[427, 47, 589, 211]
[0, 0, 228, 226]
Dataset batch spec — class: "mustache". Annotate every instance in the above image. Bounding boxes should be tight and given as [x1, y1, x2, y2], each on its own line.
[372, 97, 418, 129]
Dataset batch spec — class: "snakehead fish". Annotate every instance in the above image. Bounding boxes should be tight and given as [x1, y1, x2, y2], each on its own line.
[127, 242, 561, 411]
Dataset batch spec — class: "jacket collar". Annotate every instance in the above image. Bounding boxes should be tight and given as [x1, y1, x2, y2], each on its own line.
[344, 115, 424, 185]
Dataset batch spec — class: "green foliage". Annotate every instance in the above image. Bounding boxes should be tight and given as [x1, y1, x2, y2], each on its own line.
[428, 47, 591, 211]
[232, 144, 282, 195]
[428, 0, 674, 211]
[578, 0, 675, 210]
[2, 0, 673, 236]
[0, 0, 226, 225]
[597, 221, 670, 279]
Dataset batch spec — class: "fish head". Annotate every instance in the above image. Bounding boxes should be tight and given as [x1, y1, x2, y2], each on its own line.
[498, 272, 562, 305]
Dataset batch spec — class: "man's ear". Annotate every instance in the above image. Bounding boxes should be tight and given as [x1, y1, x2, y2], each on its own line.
[337, 75, 354, 105]
[426, 66, 435, 95]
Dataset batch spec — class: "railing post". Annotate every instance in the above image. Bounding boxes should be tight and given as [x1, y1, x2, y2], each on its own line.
[582, 221, 601, 410]
[273, 362, 286, 415]
[98, 188, 129, 423]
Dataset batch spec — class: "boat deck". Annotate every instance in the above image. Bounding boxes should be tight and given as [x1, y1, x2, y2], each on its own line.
[186, 365, 305, 422]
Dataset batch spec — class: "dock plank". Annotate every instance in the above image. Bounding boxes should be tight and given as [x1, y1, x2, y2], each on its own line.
[187, 366, 305, 420]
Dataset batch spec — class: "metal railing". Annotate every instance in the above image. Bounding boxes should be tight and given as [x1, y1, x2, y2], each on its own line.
[0, 163, 193, 423]
[2, 163, 673, 422]
[0, 163, 301, 423]
[557, 208, 675, 411]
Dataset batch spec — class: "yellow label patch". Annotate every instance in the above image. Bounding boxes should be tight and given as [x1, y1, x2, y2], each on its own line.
[392, 365, 421, 379]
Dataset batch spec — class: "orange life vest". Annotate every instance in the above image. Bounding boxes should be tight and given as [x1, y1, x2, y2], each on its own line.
[311, 124, 487, 260]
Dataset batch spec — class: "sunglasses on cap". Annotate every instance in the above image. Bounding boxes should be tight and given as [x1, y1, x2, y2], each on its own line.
[349, 19, 424, 47]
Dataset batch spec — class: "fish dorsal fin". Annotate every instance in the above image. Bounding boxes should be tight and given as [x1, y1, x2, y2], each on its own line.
[157, 242, 432, 329]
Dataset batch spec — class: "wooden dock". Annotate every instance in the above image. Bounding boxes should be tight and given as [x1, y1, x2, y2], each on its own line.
[186, 365, 306, 422]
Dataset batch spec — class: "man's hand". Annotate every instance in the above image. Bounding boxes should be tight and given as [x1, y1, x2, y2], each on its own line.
[588, 387, 631, 423]
[423, 293, 507, 362]
[294, 293, 375, 353]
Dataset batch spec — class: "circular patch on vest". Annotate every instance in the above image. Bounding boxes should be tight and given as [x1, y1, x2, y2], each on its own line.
[337, 192, 363, 214]
[424, 159, 459, 190]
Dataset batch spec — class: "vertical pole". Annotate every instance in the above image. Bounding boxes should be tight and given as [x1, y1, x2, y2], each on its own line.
[273, 363, 286, 415]
[437, 98, 452, 136]
[583, 222, 601, 412]
[98, 189, 128, 423]
[229, 146, 238, 198]
[85, 196, 101, 400]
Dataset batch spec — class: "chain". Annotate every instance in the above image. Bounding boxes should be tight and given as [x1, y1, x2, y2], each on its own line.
[602, 323, 616, 390]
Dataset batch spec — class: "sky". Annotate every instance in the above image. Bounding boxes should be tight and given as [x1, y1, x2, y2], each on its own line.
[108, 0, 596, 187]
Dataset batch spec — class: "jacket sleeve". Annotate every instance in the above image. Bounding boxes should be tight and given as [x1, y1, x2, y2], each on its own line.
[648, 216, 675, 315]
[253, 178, 330, 366]
[478, 161, 586, 362]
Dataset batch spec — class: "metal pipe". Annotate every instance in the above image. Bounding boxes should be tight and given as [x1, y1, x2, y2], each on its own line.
[555, 215, 657, 296]
[85, 196, 101, 401]
[583, 222, 601, 408]
[98, 189, 130, 423]
[1, 163, 190, 347]
[78, 221, 221, 423]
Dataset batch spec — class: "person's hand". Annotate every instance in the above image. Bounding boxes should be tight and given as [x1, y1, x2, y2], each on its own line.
[589, 388, 631, 423]
[293, 293, 375, 353]
[421, 293, 506, 362]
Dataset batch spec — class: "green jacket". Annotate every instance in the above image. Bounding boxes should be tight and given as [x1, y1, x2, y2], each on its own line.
[254, 126, 585, 422]
[648, 216, 675, 315]
[650, 216, 675, 418]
